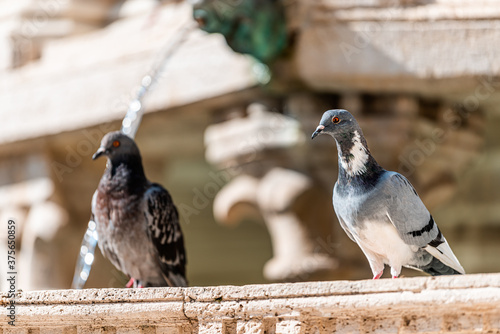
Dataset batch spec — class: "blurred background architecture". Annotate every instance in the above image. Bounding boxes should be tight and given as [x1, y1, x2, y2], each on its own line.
[0, 0, 499, 291]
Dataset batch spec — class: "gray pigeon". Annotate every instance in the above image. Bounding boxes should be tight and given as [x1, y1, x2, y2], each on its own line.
[312, 109, 465, 278]
[91, 131, 187, 287]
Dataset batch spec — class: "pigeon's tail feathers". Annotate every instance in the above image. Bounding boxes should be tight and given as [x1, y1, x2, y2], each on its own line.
[424, 236, 465, 275]
[164, 271, 188, 287]
[419, 256, 464, 276]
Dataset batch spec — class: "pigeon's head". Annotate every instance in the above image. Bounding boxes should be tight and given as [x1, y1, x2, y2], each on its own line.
[92, 131, 140, 161]
[311, 109, 360, 140]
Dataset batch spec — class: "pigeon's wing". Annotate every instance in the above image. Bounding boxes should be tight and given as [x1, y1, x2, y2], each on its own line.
[144, 184, 187, 287]
[381, 172, 464, 274]
[380, 172, 437, 246]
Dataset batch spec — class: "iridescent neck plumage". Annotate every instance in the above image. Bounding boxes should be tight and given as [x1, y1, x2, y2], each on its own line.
[334, 130, 383, 183]
[103, 153, 148, 189]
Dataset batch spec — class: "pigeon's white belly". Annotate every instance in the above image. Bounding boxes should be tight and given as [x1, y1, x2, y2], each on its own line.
[351, 220, 418, 268]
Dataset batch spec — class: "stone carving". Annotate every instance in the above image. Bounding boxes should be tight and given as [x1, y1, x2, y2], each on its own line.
[205, 102, 339, 282]
[0, 154, 69, 291]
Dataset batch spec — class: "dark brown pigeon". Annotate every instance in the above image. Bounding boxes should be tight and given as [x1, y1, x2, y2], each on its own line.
[91, 131, 187, 287]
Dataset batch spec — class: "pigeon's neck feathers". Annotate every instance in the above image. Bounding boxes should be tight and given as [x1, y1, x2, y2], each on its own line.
[103, 153, 148, 189]
[335, 129, 384, 183]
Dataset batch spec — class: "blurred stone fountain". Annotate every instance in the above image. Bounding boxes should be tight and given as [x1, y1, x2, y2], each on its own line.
[205, 102, 338, 281]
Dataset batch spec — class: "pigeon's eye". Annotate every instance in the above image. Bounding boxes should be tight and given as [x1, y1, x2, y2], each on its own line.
[112, 140, 120, 148]
[332, 116, 340, 124]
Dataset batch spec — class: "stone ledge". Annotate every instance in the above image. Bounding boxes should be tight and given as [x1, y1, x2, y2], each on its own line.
[2, 273, 500, 332]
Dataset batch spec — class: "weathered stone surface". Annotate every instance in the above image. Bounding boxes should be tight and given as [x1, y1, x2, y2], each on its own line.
[236, 320, 263, 334]
[1, 274, 500, 333]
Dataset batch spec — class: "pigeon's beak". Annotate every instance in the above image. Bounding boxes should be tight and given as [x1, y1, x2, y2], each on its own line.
[92, 147, 106, 160]
[311, 125, 325, 139]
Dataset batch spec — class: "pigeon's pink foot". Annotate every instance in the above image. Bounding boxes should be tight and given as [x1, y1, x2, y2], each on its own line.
[138, 284, 144, 288]
[392, 275, 398, 279]
[126, 278, 135, 288]
[373, 271, 383, 280]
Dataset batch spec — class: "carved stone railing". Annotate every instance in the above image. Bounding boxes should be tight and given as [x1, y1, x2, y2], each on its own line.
[2, 273, 500, 333]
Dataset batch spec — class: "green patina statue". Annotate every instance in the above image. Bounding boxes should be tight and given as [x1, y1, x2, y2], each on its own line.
[192, 0, 288, 64]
